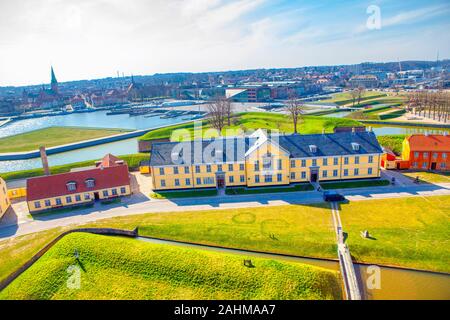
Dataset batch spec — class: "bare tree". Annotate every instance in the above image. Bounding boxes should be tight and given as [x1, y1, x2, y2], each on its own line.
[206, 96, 229, 135]
[356, 86, 366, 105]
[349, 89, 359, 107]
[224, 97, 233, 126]
[285, 94, 305, 134]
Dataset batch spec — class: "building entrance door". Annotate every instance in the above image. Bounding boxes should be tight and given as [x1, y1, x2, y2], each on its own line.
[216, 175, 225, 188]
[310, 172, 318, 182]
[431, 162, 437, 170]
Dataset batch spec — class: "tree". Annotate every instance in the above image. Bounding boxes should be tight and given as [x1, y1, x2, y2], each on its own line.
[356, 86, 366, 105]
[285, 94, 305, 134]
[206, 96, 230, 135]
[349, 89, 359, 107]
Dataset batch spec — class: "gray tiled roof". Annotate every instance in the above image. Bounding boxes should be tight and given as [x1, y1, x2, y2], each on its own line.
[149, 131, 383, 166]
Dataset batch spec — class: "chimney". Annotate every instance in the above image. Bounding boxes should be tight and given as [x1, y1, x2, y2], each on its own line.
[39, 146, 50, 176]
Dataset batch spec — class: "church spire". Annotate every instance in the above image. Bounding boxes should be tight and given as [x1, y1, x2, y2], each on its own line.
[50, 66, 58, 93]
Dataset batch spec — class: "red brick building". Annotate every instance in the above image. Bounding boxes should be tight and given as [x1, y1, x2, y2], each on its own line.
[401, 134, 450, 171]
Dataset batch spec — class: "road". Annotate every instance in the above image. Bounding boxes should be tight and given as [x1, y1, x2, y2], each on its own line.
[0, 182, 449, 241]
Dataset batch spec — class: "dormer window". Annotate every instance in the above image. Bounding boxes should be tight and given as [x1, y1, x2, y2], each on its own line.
[66, 182, 77, 191]
[351, 143, 360, 151]
[85, 179, 95, 188]
[309, 145, 317, 153]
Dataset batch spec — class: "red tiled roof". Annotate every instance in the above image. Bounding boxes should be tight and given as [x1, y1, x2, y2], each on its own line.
[407, 134, 450, 152]
[26, 165, 130, 201]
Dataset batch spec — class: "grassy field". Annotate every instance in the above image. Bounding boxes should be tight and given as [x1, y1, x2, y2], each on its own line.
[376, 134, 406, 154]
[0, 233, 342, 300]
[139, 112, 361, 141]
[0, 153, 148, 181]
[1, 195, 449, 286]
[340, 196, 450, 273]
[0, 126, 131, 153]
[150, 188, 218, 199]
[402, 171, 450, 184]
[347, 104, 406, 121]
[321, 179, 390, 189]
[317, 92, 388, 106]
[349, 96, 406, 108]
[225, 183, 314, 195]
[0, 204, 337, 284]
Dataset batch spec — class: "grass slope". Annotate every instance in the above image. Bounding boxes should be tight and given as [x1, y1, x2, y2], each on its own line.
[140, 112, 361, 141]
[376, 134, 406, 154]
[321, 179, 390, 189]
[402, 171, 450, 184]
[0, 233, 342, 300]
[0, 153, 148, 181]
[318, 92, 388, 106]
[339, 196, 450, 273]
[0, 126, 130, 153]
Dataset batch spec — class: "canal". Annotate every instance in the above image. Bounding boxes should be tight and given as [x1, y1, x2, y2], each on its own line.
[137, 236, 450, 300]
[0, 110, 449, 173]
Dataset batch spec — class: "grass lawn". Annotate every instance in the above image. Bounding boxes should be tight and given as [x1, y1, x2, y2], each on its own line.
[317, 92, 388, 106]
[321, 179, 390, 189]
[0, 233, 342, 300]
[226, 183, 314, 195]
[0, 153, 148, 181]
[150, 188, 218, 199]
[0, 126, 131, 153]
[402, 171, 450, 184]
[347, 104, 406, 121]
[376, 134, 406, 154]
[139, 112, 361, 141]
[339, 196, 450, 273]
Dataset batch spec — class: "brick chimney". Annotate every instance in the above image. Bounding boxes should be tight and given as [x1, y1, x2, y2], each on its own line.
[39, 146, 50, 176]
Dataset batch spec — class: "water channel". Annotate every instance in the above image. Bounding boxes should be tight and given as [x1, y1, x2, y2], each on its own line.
[137, 236, 450, 300]
[0, 110, 449, 173]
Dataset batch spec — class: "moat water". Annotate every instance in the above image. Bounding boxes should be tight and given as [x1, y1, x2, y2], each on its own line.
[137, 237, 450, 300]
[0, 110, 449, 173]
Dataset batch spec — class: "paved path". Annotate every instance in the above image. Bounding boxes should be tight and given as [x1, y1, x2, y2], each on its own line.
[1, 182, 449, 241]
[331, 202, 361, 300]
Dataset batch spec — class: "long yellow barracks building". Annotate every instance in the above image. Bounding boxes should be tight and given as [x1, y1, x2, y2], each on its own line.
[149, 129, 383, 190]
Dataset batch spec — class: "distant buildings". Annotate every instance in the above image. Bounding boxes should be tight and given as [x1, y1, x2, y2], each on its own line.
[21, 67, 65, 109]
[348, 75, 379, 88]
[149, 129, 383, 191]
[225, 86, 271, 102]
[26, 154, 131, 213]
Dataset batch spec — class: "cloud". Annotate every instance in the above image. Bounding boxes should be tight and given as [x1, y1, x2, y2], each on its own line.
[354, 3, 450, 34]
[0, 0, 449, 86]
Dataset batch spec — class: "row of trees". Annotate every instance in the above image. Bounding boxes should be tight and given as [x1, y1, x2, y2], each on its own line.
[406, 91, 450, 123]
[206, 95, 305, 135]
[349, 87, 366, 107]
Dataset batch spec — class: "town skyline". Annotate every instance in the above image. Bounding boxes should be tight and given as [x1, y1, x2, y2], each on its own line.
[0, 58, 448, 89]
[1, 0, 449, 86]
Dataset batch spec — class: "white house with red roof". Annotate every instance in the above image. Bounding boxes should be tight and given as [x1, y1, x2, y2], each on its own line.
[26, 154, 131, 213]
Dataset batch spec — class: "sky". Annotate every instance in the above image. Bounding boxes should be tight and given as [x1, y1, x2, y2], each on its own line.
[0, 0, 449, 86]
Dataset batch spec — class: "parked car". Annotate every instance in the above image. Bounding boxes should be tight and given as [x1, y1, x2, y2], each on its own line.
[323, 191, 345, 202]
